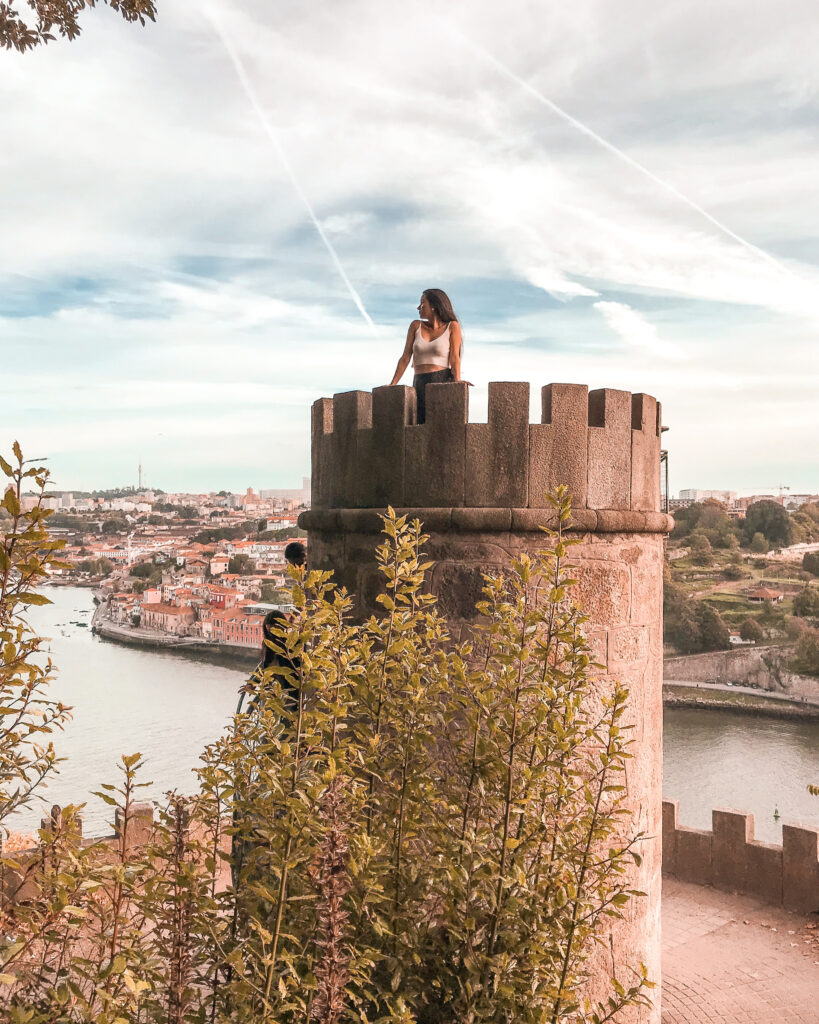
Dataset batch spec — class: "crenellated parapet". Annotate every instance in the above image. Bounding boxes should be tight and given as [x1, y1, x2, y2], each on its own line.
[309, 382, 664, 526]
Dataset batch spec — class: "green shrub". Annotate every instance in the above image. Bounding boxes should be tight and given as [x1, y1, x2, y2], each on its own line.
[802, 551, 819, 577]
[749, 532, 769, 554]
[793, 587, 819, 619]
[1, 455, 653, 1022]
[790, 627, 819, 677]
[739, 617, 764, 643]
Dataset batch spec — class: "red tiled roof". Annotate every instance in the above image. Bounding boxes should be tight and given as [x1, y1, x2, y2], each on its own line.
[141, 602, 194, 616]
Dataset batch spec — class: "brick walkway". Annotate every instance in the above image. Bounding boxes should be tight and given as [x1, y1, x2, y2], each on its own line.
[662, 877, 819, 1022]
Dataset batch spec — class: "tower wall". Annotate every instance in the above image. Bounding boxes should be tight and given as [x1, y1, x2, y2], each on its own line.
[301, 380, 671, 1021]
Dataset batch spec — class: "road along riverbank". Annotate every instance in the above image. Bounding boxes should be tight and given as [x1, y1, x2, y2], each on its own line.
[663, 681, 819, 720]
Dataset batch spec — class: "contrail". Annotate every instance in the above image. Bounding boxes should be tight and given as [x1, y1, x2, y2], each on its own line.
[450, 26, 796, 279]
[207, 11, 376, 332]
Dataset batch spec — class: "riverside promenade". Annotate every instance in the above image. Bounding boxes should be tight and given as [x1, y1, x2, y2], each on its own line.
[662, 878, 819, 1022]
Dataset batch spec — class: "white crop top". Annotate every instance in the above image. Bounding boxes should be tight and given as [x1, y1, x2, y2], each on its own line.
[412, 323, 451, 369]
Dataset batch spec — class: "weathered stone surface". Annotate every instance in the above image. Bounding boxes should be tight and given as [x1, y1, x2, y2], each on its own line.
[511, 507, 596, 533]
[428, 561, 500, 621]
[675, 828, 713, 885]
[299, 509, 339, 532]
[365, 385, 416, 508]
[465, 382, 530, 507]
[529, 383, 589, 508]
[311, 398, 334, 509]
[745, 841, 783, 905]
[570, 560, 632, 625]
[337, 509, 384, 533]
[451, 507, 513, 532]
[394, 507, 454, 532]
[587, 388, 631, 510]
[404, 382, 468, 507]
[608, 625, 651, 671]
[115, 802, 154, 853]
[712, 809, 752, 893]
[782, 823, 819, 914]
[631, 394, 661, 512]
[663, 800, 680, 875]
[331, 391, 372, 507]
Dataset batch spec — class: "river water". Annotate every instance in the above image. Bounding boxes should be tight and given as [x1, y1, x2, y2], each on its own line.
[12, 587, 819, 843]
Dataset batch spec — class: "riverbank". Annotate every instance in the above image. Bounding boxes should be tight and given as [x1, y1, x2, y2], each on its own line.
[92, 609, 259, 667]
[663, 682, 819, 720]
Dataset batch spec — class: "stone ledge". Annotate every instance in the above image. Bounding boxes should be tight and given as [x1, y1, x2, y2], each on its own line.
[300, 507, 673, 535]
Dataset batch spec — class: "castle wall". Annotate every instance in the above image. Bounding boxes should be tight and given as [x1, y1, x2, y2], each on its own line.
[302, 379, 671, 1022]
[662, 800, 819, 914]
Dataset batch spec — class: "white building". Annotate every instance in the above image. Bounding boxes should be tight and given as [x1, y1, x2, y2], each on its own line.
[677, 489, 738, 503]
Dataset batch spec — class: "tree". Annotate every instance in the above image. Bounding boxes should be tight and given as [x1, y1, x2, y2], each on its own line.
[803, 551, 819, 577]
[793, 587, 819, 619]
[176, 505, 198, 520]
[790, 627, 819, 677]
[690, 532, 713, 565]
[695, 602, 731, 651]
[739, 617, 764, 643]
[259, 582, 290, 604]
[1, 0, 157, 52]
[663, 578, 730, 653]
[663, 579, 702, 653]
[749, 531, 768, 554]
[265, 525, 308, 541]
[670, 502, 704, 540]
[46, 513, 83, 530]
[228, 553, 256, 575]
[101, 517, 128, 535]
[78, 557, 114, 576]
[743, 500, 793, 549]
[664, 602, 701, 653]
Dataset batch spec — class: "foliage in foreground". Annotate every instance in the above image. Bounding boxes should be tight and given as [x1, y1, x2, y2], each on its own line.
[1, 0, 156, 53]
[1, 443, 652, 1023]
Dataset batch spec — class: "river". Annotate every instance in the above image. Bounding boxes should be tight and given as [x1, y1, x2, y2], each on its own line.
[11, 587, 819, 844]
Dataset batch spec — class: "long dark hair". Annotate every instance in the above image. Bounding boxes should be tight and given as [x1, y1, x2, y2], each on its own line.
[423, 288, 458, 325]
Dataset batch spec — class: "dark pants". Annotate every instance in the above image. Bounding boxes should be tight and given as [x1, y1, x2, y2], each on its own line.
[413, 368, 454, 424]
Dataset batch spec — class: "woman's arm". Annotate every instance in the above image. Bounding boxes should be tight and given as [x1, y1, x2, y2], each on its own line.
[390, 320, 418, 385]
[448, 322, 471, 384]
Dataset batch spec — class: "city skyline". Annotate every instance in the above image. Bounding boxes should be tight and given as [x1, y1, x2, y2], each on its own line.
[2, 0, 818, 492]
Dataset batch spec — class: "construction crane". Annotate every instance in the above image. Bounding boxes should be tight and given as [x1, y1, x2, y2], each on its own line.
[756, 485, 791, 505]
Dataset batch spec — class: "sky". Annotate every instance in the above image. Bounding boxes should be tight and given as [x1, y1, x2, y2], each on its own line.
[2, 0, 818, 496]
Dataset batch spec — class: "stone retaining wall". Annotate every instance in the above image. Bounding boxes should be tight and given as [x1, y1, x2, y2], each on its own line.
[664, 646, 819, 701]
[662, 799, 819, 914]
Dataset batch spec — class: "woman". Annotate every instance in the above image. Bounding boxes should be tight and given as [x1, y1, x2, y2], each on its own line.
[389, 288, 469, 423]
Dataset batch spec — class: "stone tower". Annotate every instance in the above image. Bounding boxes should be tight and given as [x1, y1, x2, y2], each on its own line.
[300, 380, 671, 1020]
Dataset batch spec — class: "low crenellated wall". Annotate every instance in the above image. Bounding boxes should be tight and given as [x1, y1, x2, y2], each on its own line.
[1, 802, 157, 904]
[9, 800, 815, 919]
[662, 799, 819, 914]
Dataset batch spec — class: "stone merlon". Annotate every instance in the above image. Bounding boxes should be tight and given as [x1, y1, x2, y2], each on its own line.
[306, 381, 667, 520]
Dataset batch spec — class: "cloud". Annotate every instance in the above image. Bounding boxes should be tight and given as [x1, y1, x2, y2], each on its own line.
[593, 302, 683, 359]
[1, 0, 818, 491]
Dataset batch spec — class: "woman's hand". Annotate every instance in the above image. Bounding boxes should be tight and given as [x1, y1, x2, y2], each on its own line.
[390, 320, 418, 385]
